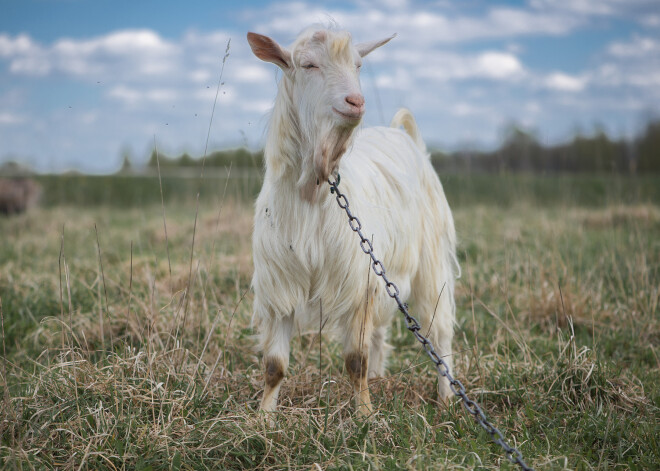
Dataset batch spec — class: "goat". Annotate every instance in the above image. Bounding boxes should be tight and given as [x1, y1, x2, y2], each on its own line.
[248, 26, 458, 417]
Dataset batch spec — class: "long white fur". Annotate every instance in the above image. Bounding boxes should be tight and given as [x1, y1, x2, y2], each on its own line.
[249, 26, 459, 413]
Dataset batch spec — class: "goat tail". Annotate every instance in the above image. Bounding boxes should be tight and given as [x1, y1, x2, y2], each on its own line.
[390, 108, 426, 153]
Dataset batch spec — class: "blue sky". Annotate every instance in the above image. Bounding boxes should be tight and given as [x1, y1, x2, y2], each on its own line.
[1, 0, 659, 173]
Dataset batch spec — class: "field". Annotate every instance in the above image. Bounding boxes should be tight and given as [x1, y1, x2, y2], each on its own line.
[1, 173, 659, 470]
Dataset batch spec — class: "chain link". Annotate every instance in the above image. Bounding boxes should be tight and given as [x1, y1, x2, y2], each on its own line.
[329, 176, 534, 471]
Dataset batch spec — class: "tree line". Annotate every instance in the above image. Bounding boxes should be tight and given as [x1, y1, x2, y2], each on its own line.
[432, 120, 659, 174]
[129, 119, 659, 174]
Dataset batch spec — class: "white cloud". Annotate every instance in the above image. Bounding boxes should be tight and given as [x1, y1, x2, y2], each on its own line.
[544, 72, 588, 92]
[193, 85, 238, 104]
[0, 28, 245, 111]
[80, 112, 98, 125]
[477, 7, 579, 38]
[0, 112, 25, 125]
[640, 14, 660, 27]
[189, 69, 212, 83]
[530, 0, 617, 15]
[10, 55, 51, 75]
[1, 30, 180, 79]
[248, 2, 582, 44]
[233, 64, 272, 83]
[525, 102, 542, 114]
[375, 68, 412, 90]
[107, 86, 142, 105]
[241, 99, 274, 113]
[108, 86, 179, 105]
[607, 35, 660, 57]
[0, 34, 37, 57]
[530, 0, 660, 18]
[146, 88, 179, 102]
[475, 52, 525, 80]
[414, 51, 525, 82]
[355, 0, 409, 10]
[451, 102, 492, 117]
[591, 35, 660, 92]
[1, 1, 659, 172]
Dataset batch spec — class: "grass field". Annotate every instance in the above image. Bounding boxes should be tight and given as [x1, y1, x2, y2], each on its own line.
[1, 174, 659, 470]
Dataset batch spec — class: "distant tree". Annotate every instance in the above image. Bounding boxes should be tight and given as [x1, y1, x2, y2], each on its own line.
[636, 121, 660, 173]
[117, 146, 134, 174]
[119, 155, 132, 174]
[146, 147, 265, 169]
[499, 126, 541, 172]
[179, 153, 194, 167]
[147, 150, 176, 168]
[146, 119, 660, 175]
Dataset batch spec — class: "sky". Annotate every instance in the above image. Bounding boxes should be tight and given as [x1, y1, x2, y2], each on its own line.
[0, 0, 659, 173]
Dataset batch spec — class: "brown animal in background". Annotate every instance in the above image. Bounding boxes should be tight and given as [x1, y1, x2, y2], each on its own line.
[0, 178, 41, 215]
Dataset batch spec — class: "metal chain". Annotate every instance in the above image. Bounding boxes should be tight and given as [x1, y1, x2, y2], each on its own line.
[328, 175, 534, 471]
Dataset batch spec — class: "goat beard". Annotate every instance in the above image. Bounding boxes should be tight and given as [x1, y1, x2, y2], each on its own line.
[299, 124, 356, 202]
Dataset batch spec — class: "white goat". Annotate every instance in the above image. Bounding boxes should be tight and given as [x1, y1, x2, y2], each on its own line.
[248, 26, 458, 416]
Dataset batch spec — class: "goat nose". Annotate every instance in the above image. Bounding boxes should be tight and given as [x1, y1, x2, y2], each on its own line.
[345, 93, 365, 109]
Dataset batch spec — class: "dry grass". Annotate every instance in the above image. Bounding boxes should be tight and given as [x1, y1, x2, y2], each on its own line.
[0, 192, 659, 469]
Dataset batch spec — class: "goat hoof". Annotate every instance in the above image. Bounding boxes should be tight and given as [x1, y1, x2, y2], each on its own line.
[257, 410, 277, 429]
[356, 403, 375, 420]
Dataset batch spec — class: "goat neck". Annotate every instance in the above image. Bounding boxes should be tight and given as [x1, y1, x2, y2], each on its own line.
[264, 77, 357, 203]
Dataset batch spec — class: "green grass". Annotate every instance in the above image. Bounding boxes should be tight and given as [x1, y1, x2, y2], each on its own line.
[32, 172, 660, 208]
[1, 174, 658, 470]
[34, 171, 264, 208]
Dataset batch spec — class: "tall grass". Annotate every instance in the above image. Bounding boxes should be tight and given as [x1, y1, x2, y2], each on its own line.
[0, 175, 658, 469]
[32, 173, 660, 208]
[34, 171, 264, 208]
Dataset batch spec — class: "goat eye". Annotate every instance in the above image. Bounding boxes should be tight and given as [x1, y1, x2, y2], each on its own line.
[302, 63, 318, 70]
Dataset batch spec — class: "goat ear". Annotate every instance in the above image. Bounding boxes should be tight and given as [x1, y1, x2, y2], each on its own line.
[355, 33, 396, 58]
[247, 32, 291, 69]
